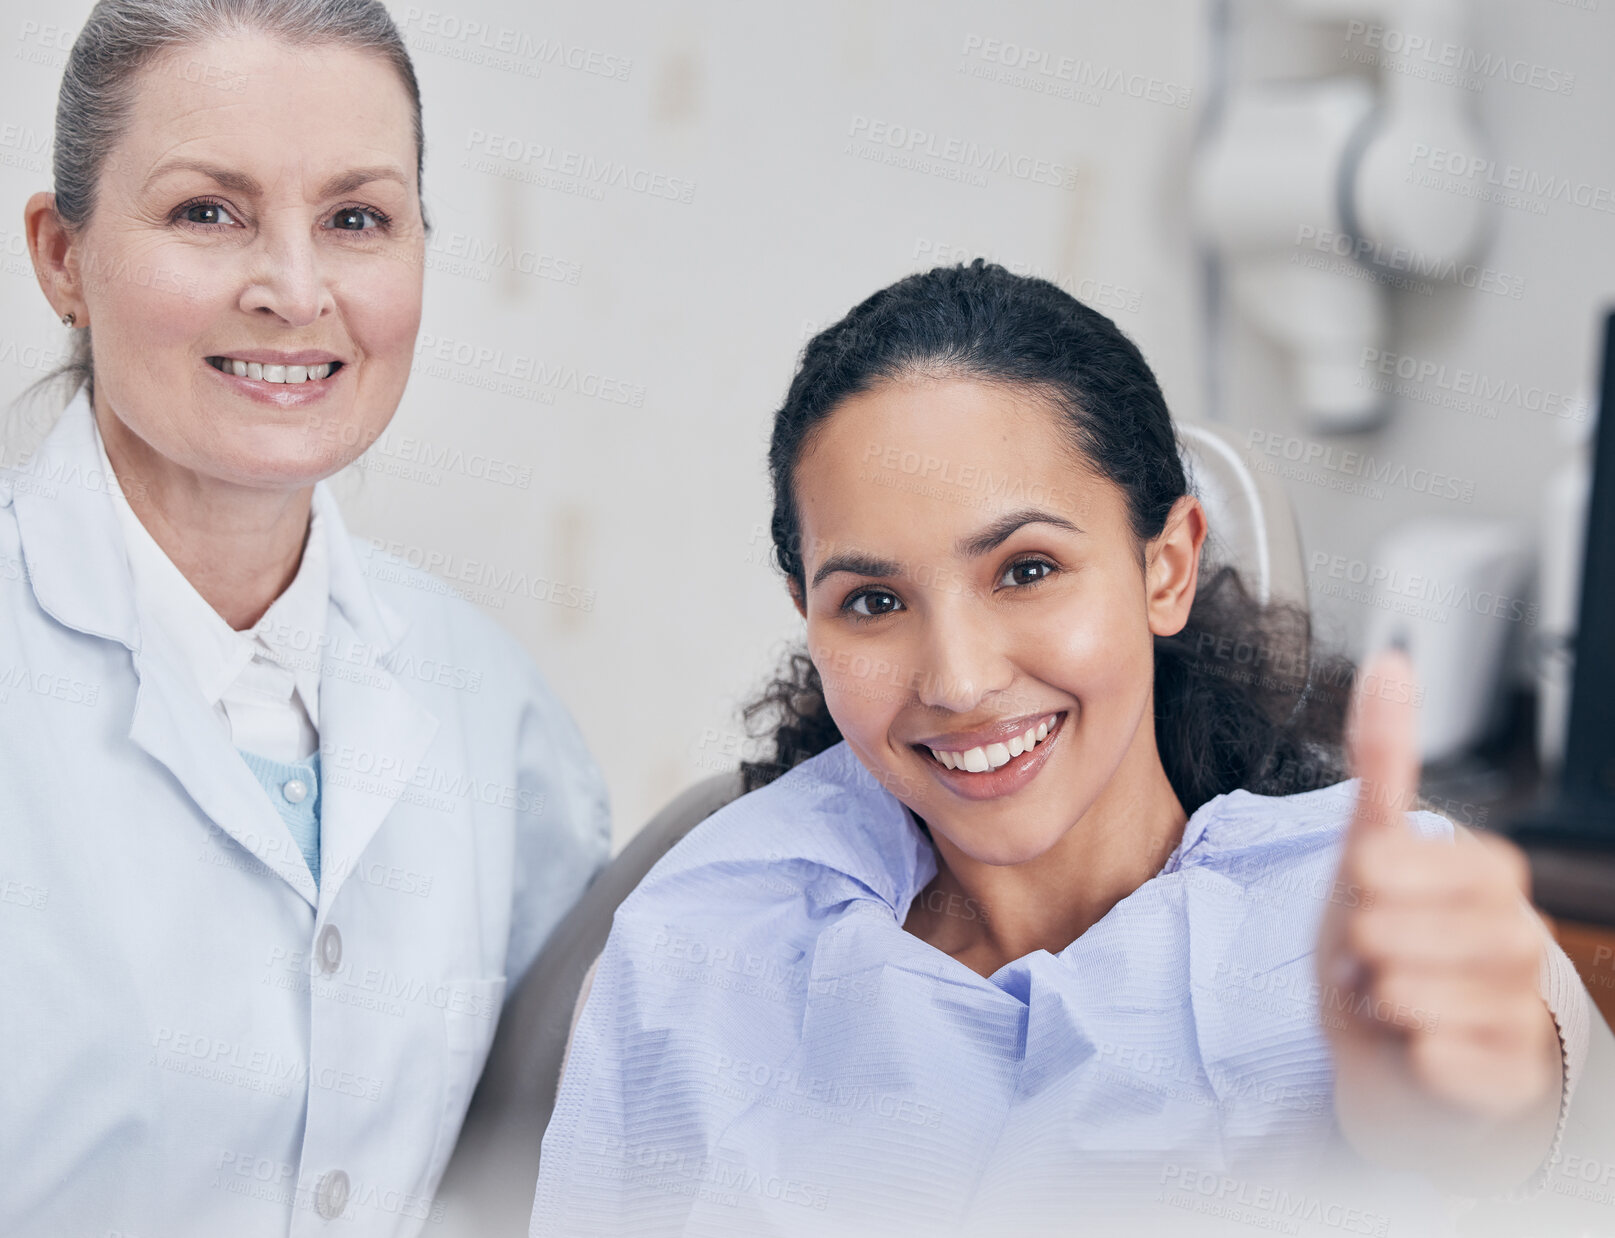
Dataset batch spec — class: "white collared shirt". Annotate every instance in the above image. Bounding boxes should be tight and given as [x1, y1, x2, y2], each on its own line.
[92, 417, 327, 763]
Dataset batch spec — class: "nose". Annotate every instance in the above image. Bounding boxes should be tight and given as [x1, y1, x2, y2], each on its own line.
[913, 598, 1014, 715]
[237, 215, 332, 327]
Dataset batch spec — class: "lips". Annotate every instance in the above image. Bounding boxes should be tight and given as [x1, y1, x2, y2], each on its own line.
[205, 348, 344, 366]
[913, 710, 1068, 801]
[201, 349, 348, 406]
[913, 709, 1065, 760]
[920, 713, 1061, 772]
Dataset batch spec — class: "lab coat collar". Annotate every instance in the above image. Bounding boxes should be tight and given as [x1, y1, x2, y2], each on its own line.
[9, 389, 317, 903]
[314, 602, 439, 909]
[7, 385, 141, 650]
[88, 411, 329, 729]
[303, 483, 442, 911]
[313, 481, 411, 659]
[10, 386, 436, 911]
[9, 385, 411, 663]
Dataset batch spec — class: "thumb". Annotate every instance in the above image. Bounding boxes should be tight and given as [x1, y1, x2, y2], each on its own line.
[1346, 645, 1421, 835]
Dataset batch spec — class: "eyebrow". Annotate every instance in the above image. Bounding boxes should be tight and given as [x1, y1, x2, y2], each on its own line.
[808, 507, 1084, 591]
[143, 158, 410, 199]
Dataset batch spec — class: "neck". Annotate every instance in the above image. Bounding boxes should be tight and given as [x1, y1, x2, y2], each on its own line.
[96, 402, 313, 631]
[906, 710, 1189, 977]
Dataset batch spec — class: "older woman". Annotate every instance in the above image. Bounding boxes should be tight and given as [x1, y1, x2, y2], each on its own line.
[1, 2, 607, 1235]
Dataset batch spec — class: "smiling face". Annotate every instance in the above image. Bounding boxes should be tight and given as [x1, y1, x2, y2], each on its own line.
[792, 375, 1203, 868]
[66, 32, 424, 489]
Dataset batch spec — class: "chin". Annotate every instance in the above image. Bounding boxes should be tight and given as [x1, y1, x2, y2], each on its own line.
[939, 820, 1070, 868]
[213, 443, 356, 489]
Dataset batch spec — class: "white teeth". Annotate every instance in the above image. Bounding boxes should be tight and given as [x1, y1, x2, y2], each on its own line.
[213, 357, 335, 383]
[929, 714, 1060, 773]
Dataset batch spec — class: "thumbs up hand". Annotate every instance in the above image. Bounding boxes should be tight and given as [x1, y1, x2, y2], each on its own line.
[1315, 648, 1564, 1191]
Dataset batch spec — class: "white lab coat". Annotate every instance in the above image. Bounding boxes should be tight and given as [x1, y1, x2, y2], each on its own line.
[0, 391, 610, 1237]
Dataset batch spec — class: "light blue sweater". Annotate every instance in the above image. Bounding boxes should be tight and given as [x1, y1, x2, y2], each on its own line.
[237, 749, 322, 887]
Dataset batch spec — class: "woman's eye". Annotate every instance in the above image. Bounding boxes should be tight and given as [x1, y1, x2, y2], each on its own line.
[179, 201, 237, 226]
[326, 206, 387, 231]
[845, 589, 902, 618]
[1000, 558, 1055, 588]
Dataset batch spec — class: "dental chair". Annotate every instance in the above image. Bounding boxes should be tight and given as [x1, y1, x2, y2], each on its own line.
[430, 421, 1308, 1234]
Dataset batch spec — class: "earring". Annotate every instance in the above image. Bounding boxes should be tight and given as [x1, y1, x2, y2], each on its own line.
[60, 311, 76, 327]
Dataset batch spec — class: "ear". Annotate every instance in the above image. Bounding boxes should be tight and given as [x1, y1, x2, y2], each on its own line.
[787, 576, 807, 620]
[26, 192, 83, 324]
[1144, 495, 1207, 638]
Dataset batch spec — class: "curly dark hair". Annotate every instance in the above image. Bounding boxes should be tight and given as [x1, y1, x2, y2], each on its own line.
[738, 260, 1354, 814]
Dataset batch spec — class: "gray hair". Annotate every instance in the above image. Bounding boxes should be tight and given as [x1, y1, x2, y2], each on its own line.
[44, 0, 426, 401]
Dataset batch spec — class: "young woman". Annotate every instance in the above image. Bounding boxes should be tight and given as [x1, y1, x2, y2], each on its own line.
[533, 262, 1588, 1235]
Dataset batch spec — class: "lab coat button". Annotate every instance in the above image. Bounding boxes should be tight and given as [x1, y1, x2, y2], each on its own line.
[282, 777, 309, 804]
[315, 1168, 350, 1219]
[316, 924, 343, 973]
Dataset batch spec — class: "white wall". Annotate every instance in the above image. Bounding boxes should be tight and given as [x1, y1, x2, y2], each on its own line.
[1, 0, 1606, 842]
